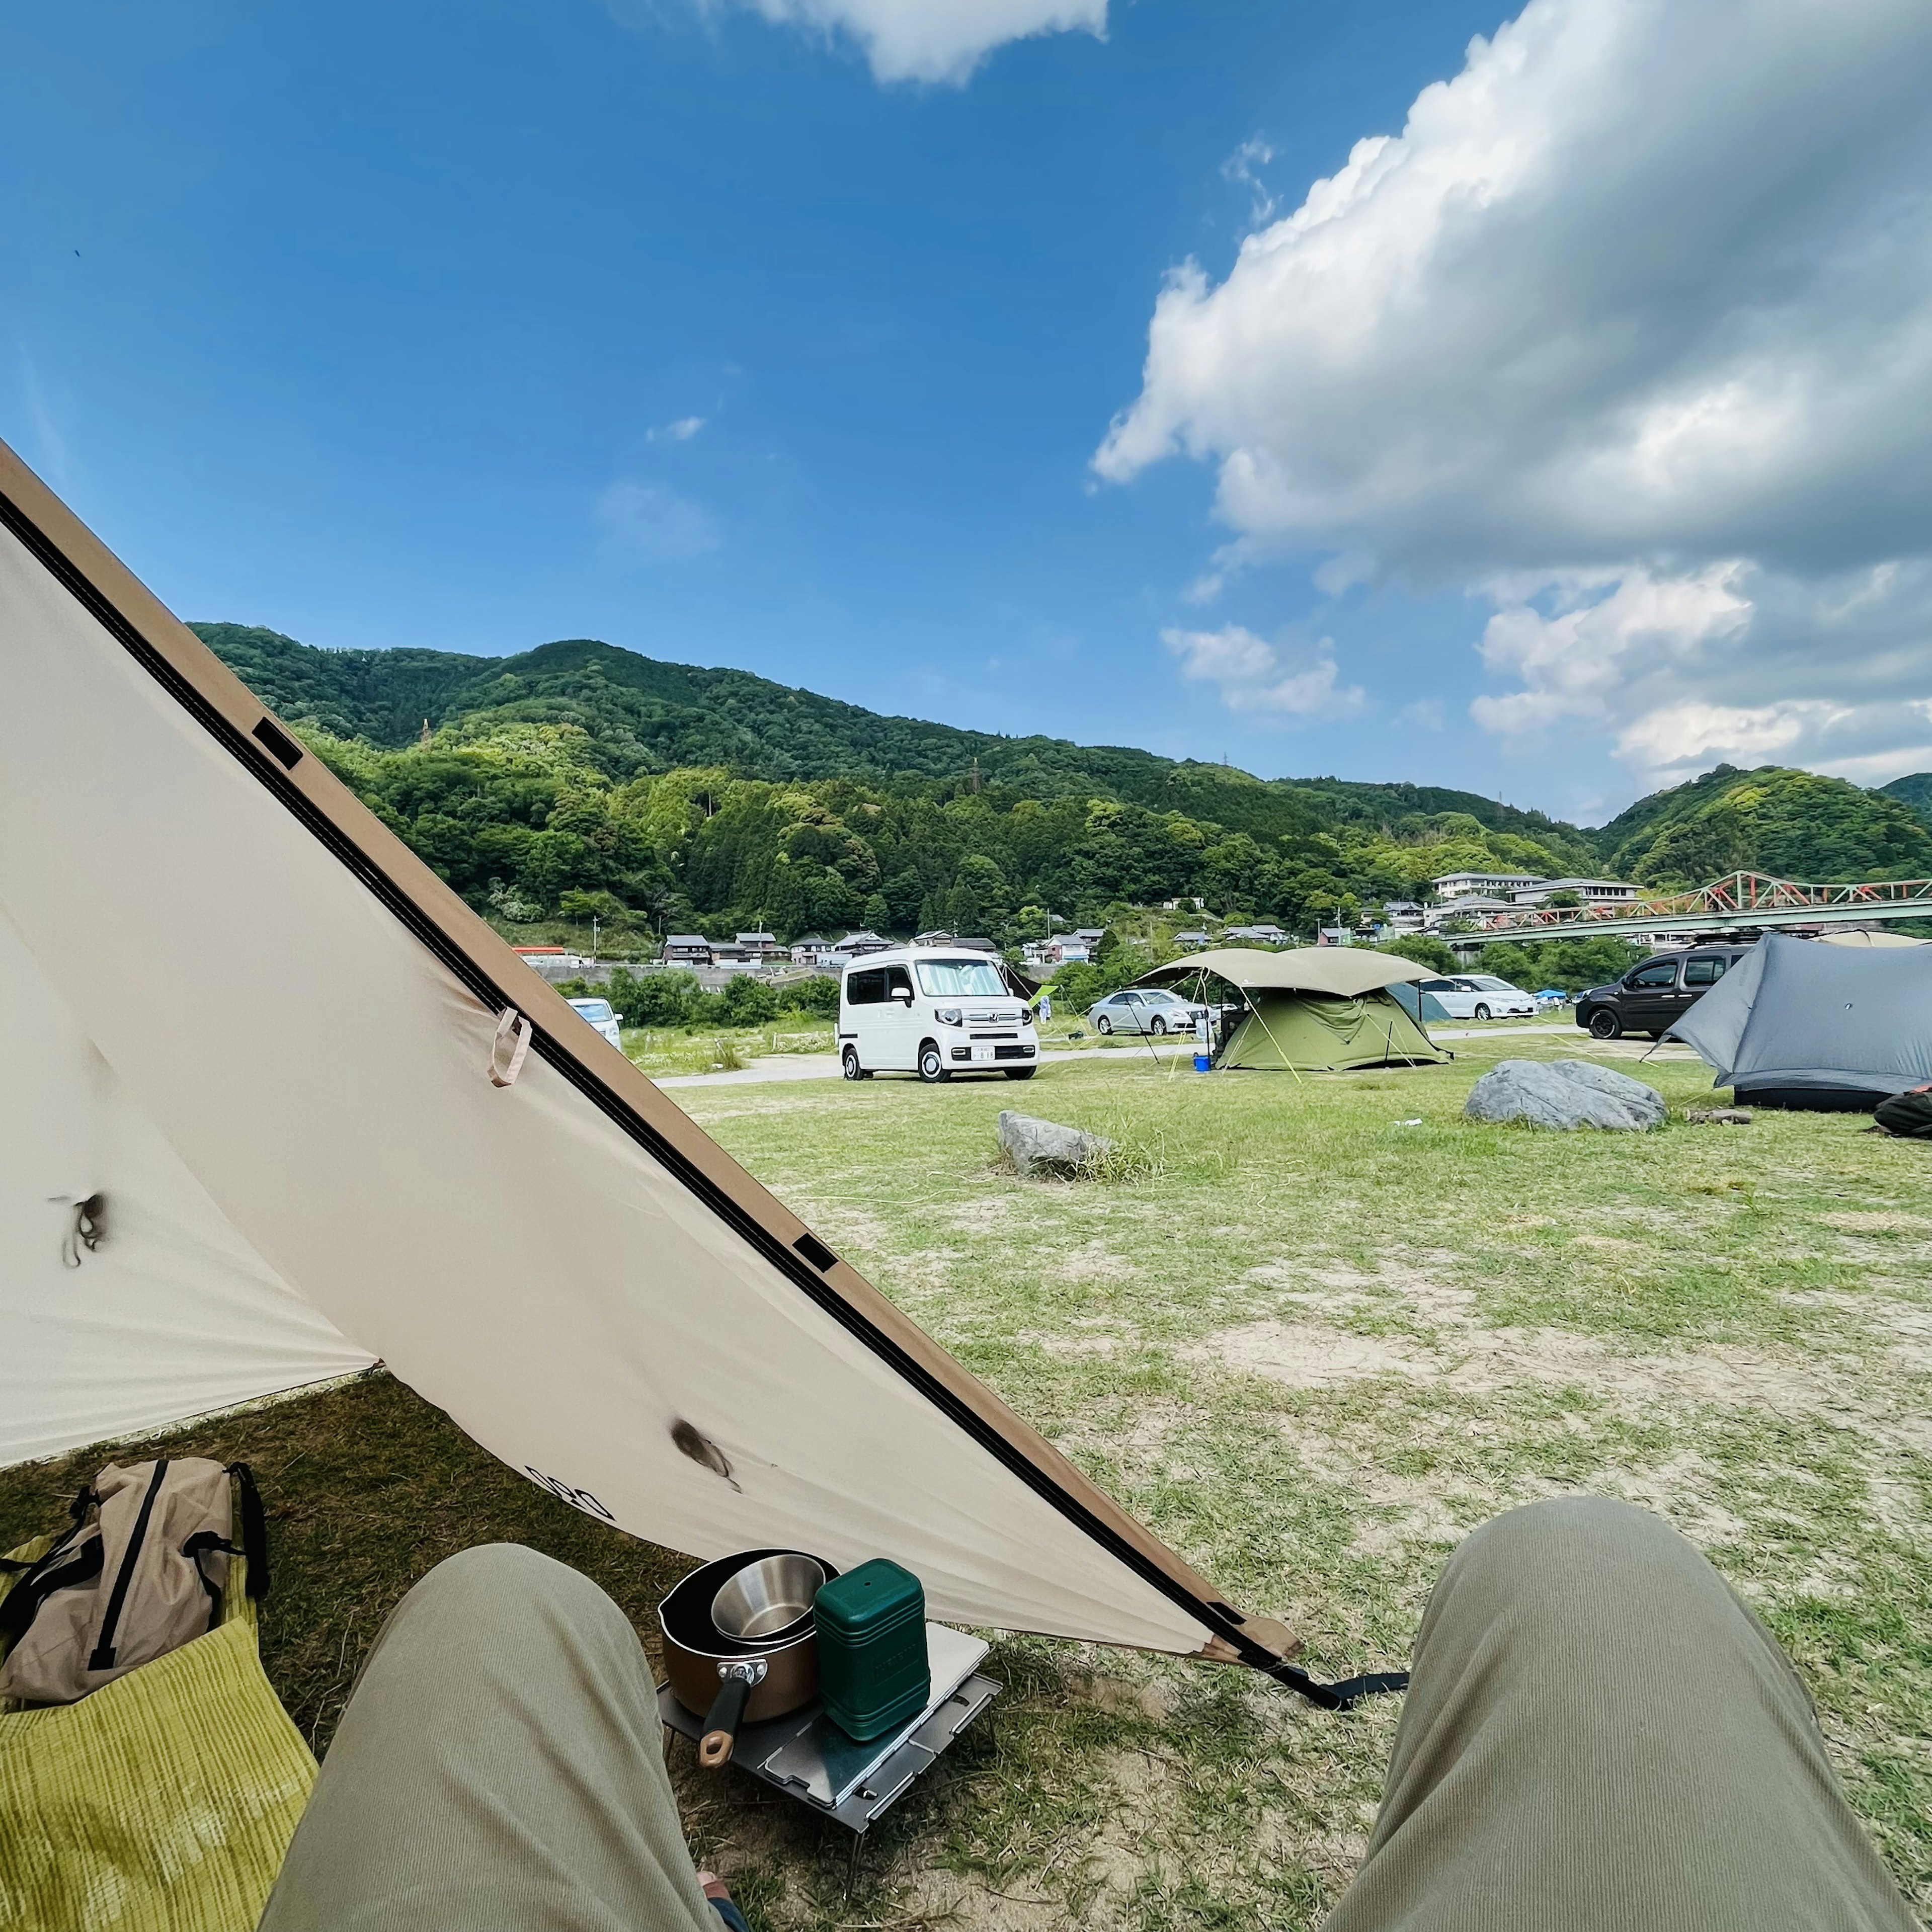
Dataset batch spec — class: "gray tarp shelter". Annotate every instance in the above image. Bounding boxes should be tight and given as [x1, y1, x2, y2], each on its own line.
[1137, 948, 1448, 1072]
[1669, 933, 1932, 1110]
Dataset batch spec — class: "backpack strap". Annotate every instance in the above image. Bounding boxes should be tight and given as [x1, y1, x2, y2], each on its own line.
[226, 1463, 269, 1600]
[0, 1483, 98, 1591]
[0, 1532, 105, 1653]
[181, 1531, 242, 1632]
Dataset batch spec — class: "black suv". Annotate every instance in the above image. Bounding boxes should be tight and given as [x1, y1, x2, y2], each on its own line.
[1574, 943, 1754, 1040]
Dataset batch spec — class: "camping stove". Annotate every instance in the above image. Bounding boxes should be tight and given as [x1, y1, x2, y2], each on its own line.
[657, 1623, 996, 1832]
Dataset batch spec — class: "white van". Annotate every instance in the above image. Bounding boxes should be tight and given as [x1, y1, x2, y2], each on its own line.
[839, 947, 1038, 1082]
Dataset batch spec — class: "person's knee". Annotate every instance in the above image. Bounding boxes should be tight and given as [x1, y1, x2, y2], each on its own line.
[1456, 1494, 1688, 1577]
[377, 1543, 630, 1665]
[1421, 1495, 1725, 1663]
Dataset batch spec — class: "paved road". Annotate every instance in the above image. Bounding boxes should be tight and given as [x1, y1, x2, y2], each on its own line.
[653, 1041, 1197, 1088]
[649, 1021, 1628, 1089]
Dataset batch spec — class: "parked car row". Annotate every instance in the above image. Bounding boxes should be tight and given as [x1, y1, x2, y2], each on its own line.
[561, 940, 1763, 1066]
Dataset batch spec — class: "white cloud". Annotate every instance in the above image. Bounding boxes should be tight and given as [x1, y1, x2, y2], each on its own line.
[1471, 559, 1932, 787]
[1162, 625, 1364, 718]
[1220, 136, 1278, 226]
[647, 415, 706, 443]
[596, 479, 722, 558]
[1099, 0, 1932, 790]
[655, 0, 1104, 83]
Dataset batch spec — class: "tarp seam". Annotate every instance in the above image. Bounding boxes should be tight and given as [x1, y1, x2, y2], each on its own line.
[0, 485, 1271, 1670]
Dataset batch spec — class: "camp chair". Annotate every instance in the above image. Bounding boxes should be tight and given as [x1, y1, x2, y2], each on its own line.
[0, 1480, 314, 1932]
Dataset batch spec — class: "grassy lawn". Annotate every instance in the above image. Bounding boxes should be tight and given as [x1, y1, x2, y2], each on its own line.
[6, 1032, 1928, 1928]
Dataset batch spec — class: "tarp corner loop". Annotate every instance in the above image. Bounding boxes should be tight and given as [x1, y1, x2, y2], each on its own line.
[488, 1008, 532, 1088]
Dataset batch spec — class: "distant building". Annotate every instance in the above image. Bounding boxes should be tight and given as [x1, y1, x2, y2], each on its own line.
[1073, 927, 1107, 945]
[912, 930, 956, 947]
[1505, 877, 1641, 908]
[662, 934, 712, 964]
[1315, 927, 1353, 947]
[830, 930, 891, 959]
[951, 937, 1001, 953]
[1171, 930, 1212, 950]
[1423, 896, 1515, 930]
[789, 935, 831, 964]
[1048, 939, 1092, 964]
[1162, 897, 1206, 912]
[735, 931, 783, 959]
[1432, 870, 1541, 901]
[1225, 923, 1290, 947]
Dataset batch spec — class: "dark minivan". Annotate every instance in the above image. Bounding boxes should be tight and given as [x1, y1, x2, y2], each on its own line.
[1574, 943, 1755, 1040]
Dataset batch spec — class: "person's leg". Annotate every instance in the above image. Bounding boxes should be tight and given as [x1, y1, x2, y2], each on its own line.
[260, 1544, 716, 1932]
[1325, 1497, 1915, 1932]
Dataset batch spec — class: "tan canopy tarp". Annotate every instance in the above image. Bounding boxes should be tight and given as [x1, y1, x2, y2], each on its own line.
[1140, 946, 1429, 998]
[0, 438, 1320, 1687]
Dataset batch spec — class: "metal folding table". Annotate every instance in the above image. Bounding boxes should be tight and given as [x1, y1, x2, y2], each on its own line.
[658, 1623, 996, 1833]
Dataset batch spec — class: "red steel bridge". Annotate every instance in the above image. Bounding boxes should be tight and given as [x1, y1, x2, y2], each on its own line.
[1461, 871, 1932, 945]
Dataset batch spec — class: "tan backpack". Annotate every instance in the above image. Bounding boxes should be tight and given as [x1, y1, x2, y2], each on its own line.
[0, 1458, 267, 1705]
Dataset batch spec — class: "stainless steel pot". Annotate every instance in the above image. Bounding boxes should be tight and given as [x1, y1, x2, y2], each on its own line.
[658, 1549, 838, 1770]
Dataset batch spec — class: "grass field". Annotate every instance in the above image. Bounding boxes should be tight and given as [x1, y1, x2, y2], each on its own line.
[5, 1031, 1928, 1928]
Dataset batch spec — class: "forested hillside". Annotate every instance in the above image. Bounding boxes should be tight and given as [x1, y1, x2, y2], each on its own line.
[193, 625, 1932, 943]
[1882, 771, 1932, 831]
[1594, 765, 1932, 887]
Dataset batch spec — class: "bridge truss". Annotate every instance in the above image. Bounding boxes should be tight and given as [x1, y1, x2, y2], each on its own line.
[1458, 871, 1932, 946]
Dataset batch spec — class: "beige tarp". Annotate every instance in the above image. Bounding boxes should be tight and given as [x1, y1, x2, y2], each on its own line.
[1141, 946, 1429, 998]
[0, 440, 1302, 1673]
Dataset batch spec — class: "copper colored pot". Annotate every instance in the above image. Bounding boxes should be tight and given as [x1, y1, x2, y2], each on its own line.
[657, 1549, 838, 1769]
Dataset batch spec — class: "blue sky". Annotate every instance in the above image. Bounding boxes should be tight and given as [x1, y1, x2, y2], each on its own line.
[7, 0, 1931, 825]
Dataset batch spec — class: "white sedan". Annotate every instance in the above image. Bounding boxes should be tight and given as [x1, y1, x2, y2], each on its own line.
[1087, 988, 1212, 1036]
[1418, 975, 1537, 1021]
[568, 996, 624, 1049]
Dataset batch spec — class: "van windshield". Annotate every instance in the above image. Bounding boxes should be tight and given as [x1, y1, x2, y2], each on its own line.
[915, 958, 1006, 998]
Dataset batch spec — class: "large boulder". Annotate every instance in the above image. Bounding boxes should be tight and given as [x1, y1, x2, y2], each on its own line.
[997, 1110, 1113, 1177]
[1464, 1060, 1667, 1132]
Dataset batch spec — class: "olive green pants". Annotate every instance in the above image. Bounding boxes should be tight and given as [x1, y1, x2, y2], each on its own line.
[259, 1544, 715, 1932]
[262, 1505, 1916, 1930]
[1326, 1496, 1916, 1932]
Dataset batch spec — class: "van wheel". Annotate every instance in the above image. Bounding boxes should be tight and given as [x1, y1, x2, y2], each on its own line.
[842, 1047, 864, 1080]
[1589, 1010, 1622, 1039]
[1095, 1015, 1113, 1035]
[1474, 1003, 1492, 1021]
[1004, 1066, 1036, 1080]
[918, 1042, 949, 1083]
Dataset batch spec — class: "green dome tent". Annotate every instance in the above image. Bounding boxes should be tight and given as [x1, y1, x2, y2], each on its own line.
[1137, 948, 1449, 1073]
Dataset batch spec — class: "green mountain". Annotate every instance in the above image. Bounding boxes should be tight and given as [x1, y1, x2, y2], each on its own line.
[1595, 764, 1932, 888]
[192, 624, 1590, 854]
[189, 624, 1932, 941]
[1880, 771, 1932, 832]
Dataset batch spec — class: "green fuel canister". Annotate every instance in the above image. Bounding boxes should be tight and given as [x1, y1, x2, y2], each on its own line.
[812, 1559, 931, 1742]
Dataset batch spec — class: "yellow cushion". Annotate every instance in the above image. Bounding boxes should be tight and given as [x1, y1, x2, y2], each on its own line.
[0, 1542, 314, 1932]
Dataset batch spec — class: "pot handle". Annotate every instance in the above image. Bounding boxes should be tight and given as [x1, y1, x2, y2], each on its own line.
[698, 1658, 766, 1769]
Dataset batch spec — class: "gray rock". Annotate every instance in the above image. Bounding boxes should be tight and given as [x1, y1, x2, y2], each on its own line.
[1686, 1107, 1753, 1125]
[997, 1110, 1114, 1177]
[1464, 1060, 1667, 1132]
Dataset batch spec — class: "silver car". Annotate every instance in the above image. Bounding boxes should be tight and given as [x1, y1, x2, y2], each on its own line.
[1086, 989, 1211, 1037]
[568, 996, 624, 1049]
